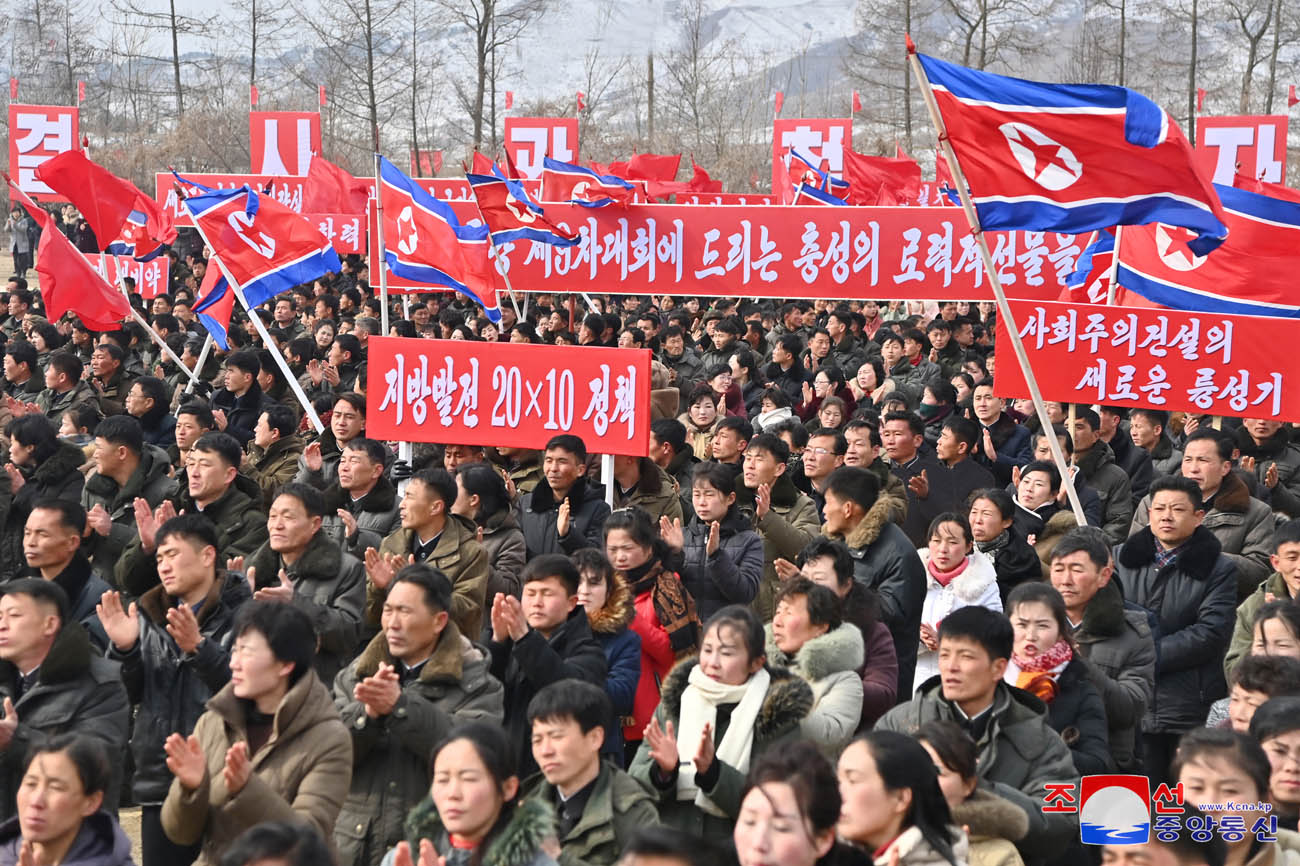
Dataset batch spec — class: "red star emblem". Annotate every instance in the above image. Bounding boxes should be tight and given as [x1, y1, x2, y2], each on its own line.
[1017, 133, 1075, 178]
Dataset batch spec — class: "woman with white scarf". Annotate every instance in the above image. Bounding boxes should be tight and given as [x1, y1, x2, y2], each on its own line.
[628, 605, 813, 841]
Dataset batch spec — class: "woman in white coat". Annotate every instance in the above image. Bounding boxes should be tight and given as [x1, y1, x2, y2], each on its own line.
[913, 512, 1002, 693]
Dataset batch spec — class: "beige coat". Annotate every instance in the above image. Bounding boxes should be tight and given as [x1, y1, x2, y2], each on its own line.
[161, 671, 353, 866]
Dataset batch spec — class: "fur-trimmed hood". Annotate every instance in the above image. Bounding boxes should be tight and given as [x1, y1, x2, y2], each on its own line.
[587, 575, 635, 635]
[19, 440, 85, 499]
[1118, 524, 1223, 580]
[950, 788, 1029, 843]
[1236, 424, 1293, 461]
[836, 496, 894, 550]
[1209, 469, 1252, 516]
[353, 619, 477, 684]
[246, 527, 349, 589]
[917, 548, 999, 601]
[0, 621, 92, 689]
[324, 473, 397, 515]
[1077, 578, 1127, 639]
[764, 621, 865, 682]
[403, 795, 556, 866]
[656, 658, 814, 741]
[527, 474, 604, 513]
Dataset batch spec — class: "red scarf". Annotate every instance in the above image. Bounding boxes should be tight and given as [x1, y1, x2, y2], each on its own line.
[1011, 639, 1073, 703]
[927, 556, 970, 587]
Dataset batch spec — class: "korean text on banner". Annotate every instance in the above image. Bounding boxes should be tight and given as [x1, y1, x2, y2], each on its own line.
[93, 256, 171, 300]
[992, 300, 1299, 423]
[366, 338, 652, 457]
[8, 104, 79, 201]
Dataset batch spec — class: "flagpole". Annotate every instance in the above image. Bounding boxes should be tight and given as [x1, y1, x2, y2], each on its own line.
[184, 334, 214, 395]
[1106, 225, 1123, 306]
[177, 187, 325, 434]
[907, 41, 1086, 524]
[373, 153, 391, 337]
[462, 173, 527, 322]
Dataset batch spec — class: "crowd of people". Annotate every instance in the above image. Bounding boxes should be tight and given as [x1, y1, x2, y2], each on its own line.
[0, 242, 1292, 866]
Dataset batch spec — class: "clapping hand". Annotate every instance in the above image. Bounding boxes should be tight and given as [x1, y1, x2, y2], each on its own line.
[354, 663, 401, 719]
[253, 569, 294, 603]
[644, 716, 679, 775]
[96, 591, 140, 652]
[303, 441, 323, 472]
[908, 469, 930, 500]
[222, 742, 251, 796]
[556, 498, 572, 537]
[164, 733, 205, 791]
[659, 516, 685, 551]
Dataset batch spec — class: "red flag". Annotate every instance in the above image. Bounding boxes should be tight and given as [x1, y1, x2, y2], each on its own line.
[250, 85, 259, 106]
[8, 79, 15, 100]
[318, 85, 326, 107]
[772, 151, 794, 205]
[1289, 85, 1298, 108]
[851, 91, 862, 114]
[192, 254, 235, 348]
[505, 90, 514, 110]
[935, 150, 953, 187]
[303, 155, 370, 215]
[774, 91, 784, 116]
[1197, 87, 1206, 112]
[896, 143, 909, 160]
[77, 80, 85, 102]
[627, 153, 680, 181]
[842, 147, 922, 206]
[686, 159, 722, 194]
[33, 149, 177, 255]
[1232, 171, 1300, 203]
[471, 151, 495, 175]
[576, 90, 586, 112]
[5, 178, 129, 330]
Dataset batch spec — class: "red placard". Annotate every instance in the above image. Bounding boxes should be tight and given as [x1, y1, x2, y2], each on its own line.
[504, 117, 579, 180]
[249, 111, 322, 176]
[410, 149, 443, 176]
[8, 104, 79, 202]
[993, 300, 1298, 422]
[366, 337, 651, 455]
[680, 193, 775, 206]
[1196, 115, 1288, 185]
[772, 118, 851, 194]
[305, 213, 365, 255]
[93, 255, 171, 300]
[485, 203, 1077, 300]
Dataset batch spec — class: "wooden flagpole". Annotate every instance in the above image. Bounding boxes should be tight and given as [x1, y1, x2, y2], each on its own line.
[184, 334, 214, 395]
[907, 41, 1086, 524]
[373, 153, 390, 337]
[1106, 225, 1124, 306]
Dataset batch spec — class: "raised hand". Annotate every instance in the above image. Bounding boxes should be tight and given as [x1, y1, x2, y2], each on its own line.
[659, 516, 685, 551]
[166, 605, 202, 654]
[0, 698, 17, 750]
[304, 441, 323, 472]
[1266, 462, 1280, 490]
[96, 591, 140, 652]
[705, 520, 721, 557]
[773, 558, 800, 581]
[253, 569, 294, 603]
[337, 508, 358, 539]
[908, 469, 930, 501]
[165, 733, 205, 791]
[4, 463, 23, 494]
[85, 503, 111, 537]
[556, 498, 572, 537]
[982, 428, 997, 463]
[354, 663, 401, 718]
[211, 408, 228, 431]
[307, 360, 325, 386]
[323, 363, 340, 387]
[754, 482, 771, 521]
[490, 593, 512, 643]
[693, 722, 716, 776]
[222, 741, 251, 796]
[644, 716, 680, 775]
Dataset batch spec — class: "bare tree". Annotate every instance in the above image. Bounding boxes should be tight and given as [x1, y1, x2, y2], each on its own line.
[111, 0, 217, 116]
[1226, 0, 1272, 112]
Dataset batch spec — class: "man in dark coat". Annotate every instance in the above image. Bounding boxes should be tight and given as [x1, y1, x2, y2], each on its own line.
[1112, 476, 1237, 784]
[517, 435, 611, 559]
[822, 466, 924, 699]
[881, 412, 949, 547]
[1070, 408, 1133, 544]
[0, 579, 130, 820]
[20, 500, 111, 651]
[969, 382, 1032, 487]
[1099, 407, 1154, 505]
[210, 351, 269, 447]
[488, 554, 607, 778]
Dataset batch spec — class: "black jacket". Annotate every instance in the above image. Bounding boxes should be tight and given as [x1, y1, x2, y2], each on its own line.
[210, 381, 269, 446]
[488, 606, 607, 778]
[1108, 430, 1154, 506]
[0, 440, 85, 583]
[517, 476, 611, 559]
[1040, 658, 1112, 777]
[1112, 525, 1237, 732]
[978, 532, 1044, 605]
[890, 454, 952, 547]
[109, 571, 249, 804]
[670, 508, 765, 621]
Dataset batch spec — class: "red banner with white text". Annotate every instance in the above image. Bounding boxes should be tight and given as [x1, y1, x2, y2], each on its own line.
[93, 255, 171, 300]
[993, 300, 1299, 422]
[305, 213, 365, 255]
[366, 337, 651, 455]
[9, 104, 79, 201]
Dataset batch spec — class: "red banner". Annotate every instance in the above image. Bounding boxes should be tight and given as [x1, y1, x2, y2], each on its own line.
[410, 149, 443, 176]
[249, 111, 322, 176]
[93, 255, 171, 300]
[8, 104, 79, 201]
[993, 300, 1298, 422]
[504, 117, 579, 180]
[486, 204, 1077, 300]
[366, 337, 651, 455]
[306, 213, 364, 255]
[1196, 115, 1288, 185]
[772, 118, 850, 194]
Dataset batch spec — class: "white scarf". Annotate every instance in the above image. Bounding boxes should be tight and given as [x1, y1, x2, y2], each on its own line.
[675, 665, 771, 816]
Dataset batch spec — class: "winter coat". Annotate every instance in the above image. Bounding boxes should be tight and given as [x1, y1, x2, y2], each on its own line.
[891, 454, 955, 548]
[294, 427, 346, 490]
[111, 571, 249, 805]
[1068, 580, 1155, 773]
[1073, 443, 1133, 544]
[1113, 525, 1237, 732]
[975, 413, 1033, 488]
[480, 506, 529, 602]
[671, 509, 764, 620]
[377, 515, 489, 641]
[35, 381, 96, 422]
[913, 550, 1003, 692]
[80, 444, 176, 569]
[678, 412, 720, 462]
[246, 434, 306, 508]
[764, 362, 809, 407]
[1030, 508, 1081, 577]
[518, 476, 612, 559]
[625, 566, 684, 742]
[764, 622, 864, 755]
[951, 788, 1028, 866]
[845, 588, 901, 729]
[323, 476, 402, 558]
[522, 762, 659, 866]
[628, 660, 813, 840]
[115, 473, 268, 597]
[978, 532, 1044, 605]
[489, 606, 608, 778]
[587, 578, 642, 765]
[37, 554, 111, 652]
[1131, 470, 1275, 599]
[1244, 830, 1300, 866]
[612, 461, 683, 526]
[868, 825, 971, 866]
[876, 678, 1078, 860]
[1108, 431, 1154, 506]
[140, 412, 177, 450]
[660, 349, 705, 391]
[161, 672, 353, 866]
[0, 812, 134, 866]
[1235, 425, 1300, 519]
[334, 625, 504, 866]
[245, 530, 367, 685]
[0, 623, 130, 820]
[1150, 435, 1183, 478]
[210, 382, 269, 447]
[384, 796, 558, 866]
[0, 440, 84, 582]
[831, 496, 926, 700]
[1225, 572, 1297, 680]
[736, 475, 821, 620]
[1004, 658, 1110, 776]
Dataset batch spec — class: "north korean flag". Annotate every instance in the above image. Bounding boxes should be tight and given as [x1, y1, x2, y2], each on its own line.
[540, 158, 636, 207]
[1116, 183, 1300, 317]
[1060, 229, 1114, 304]
[793, 183, 849, 206]
[179, 175, 341, 309]
[788, 150, 850, 200]
[466, 163, 578, 247]
[917, 50, 1228, 255]
[193, 255, 235, 348]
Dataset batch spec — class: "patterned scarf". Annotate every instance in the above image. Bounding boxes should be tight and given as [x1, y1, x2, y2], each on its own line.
[1010, 639, 1073, 703]
[976, 530, 1011, 562]
[622, 559, 700, 658]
